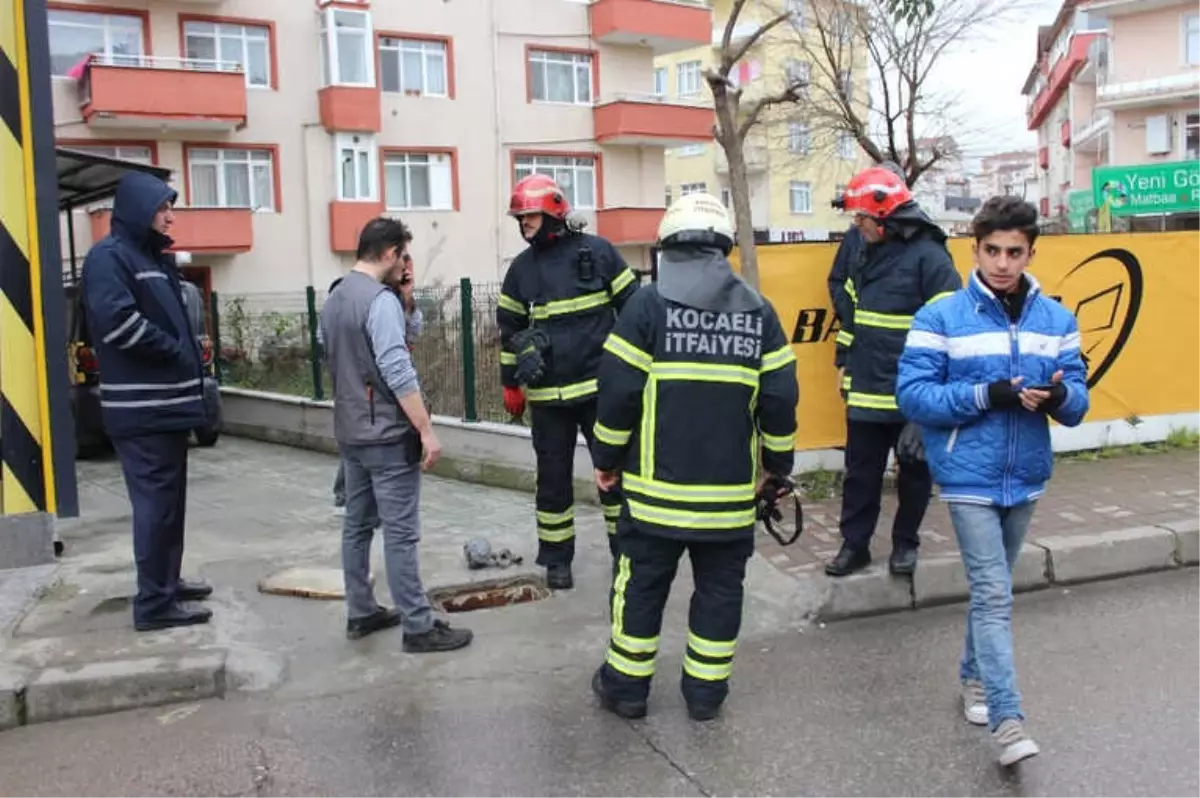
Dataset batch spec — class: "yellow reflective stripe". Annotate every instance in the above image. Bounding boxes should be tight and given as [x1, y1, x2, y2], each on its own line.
[532, 290, 610, 320]
[602, 503, 622, 519]
[761, 431, 794, 453]
[683, 655, 734, 681]
[603, 333, 652, 372]
[925, 290, 955, 306]
[526, 379, 598, 402]
[836, 330, 854, 346]
[841, 374, 852, 390]
[500, 351, 517, 365]
[760, 345, 796, 373]
[652, 361, 758, 387]
[627, 499, 756, 529]
[593, 421, 631, 447]
[613, 630, 658, 654]
[498, 293, 526, 315]
[536, 508, 573, 525]
[623, 472, 755, 503]
[847, 391, 898, 410]
[606, 520, 617, 535]
[607, 649, 655, 678]
[639, 376, 657, 478]
[844, 278, 858, 304]
[855, 310, 914, 330]
[687, 631, 736, 659]
[612, 555, 632, 642]
[610, 267, 636, 295]
[537, 525, 575, 542]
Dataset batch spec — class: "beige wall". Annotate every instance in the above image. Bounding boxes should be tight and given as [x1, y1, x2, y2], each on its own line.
[1111, 100, 1198, 164]
[1108, 3, 1197, 84]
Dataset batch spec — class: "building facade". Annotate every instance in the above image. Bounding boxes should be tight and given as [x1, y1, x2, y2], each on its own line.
[50, 0, 714, 296]
[655, 0, 870, 243]
[1022, 0, 1198, 227]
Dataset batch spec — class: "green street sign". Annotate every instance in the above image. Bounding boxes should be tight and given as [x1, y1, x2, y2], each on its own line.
[1065, 189, 1094, 232]
[1092, 161, 1200, 217]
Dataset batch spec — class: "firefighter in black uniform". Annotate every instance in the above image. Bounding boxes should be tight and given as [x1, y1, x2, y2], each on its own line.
[497, 174, 638, 590]
[825, 166, 963, 578]
[588, 192, 799, 721]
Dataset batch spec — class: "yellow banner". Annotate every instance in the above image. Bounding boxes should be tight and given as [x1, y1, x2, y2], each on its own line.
[738, 232, 1200, 450]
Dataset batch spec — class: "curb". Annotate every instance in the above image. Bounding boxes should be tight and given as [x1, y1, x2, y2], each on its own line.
[1, 648, 227, 732]
[811, 518, 1199, 622]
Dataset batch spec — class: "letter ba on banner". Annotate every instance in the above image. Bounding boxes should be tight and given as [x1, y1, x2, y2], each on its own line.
[733, 232, 1200, 450]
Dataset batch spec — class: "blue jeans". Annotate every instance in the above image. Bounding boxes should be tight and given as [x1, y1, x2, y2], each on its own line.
[949, 500, 1037, 730]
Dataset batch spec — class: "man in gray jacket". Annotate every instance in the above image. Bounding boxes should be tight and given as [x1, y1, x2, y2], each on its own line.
[320, 217, 472, 651]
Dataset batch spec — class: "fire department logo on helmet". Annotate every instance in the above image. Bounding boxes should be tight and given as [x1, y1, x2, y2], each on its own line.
[657, 192, 735, 253]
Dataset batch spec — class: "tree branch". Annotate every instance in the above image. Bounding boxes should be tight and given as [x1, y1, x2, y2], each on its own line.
[738, 82, 807, 140]
[726, 11, 794, 69]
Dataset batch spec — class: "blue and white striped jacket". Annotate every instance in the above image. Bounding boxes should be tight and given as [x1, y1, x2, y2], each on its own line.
[81, 172, 207, 439]
[896, 271, 1090, 508]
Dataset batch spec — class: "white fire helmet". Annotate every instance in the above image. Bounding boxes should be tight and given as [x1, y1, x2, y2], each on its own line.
[656, 192, 735, 255]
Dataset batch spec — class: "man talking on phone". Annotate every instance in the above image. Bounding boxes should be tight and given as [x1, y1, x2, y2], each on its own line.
[320, 217, 473, 652]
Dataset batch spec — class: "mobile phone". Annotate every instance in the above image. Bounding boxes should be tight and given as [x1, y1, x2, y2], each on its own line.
[1026, 384, 1056, 392]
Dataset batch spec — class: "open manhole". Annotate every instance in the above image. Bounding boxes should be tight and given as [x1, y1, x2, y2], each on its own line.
[428, 575, 550, 613]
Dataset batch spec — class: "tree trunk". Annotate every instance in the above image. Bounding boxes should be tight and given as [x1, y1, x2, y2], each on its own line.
[712, 89, 759, 289]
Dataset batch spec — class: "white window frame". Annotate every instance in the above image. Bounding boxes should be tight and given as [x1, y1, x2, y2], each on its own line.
[1185, 112, 1200, 160]
[837, 131, 856, 160]
[653, 67, 667, 97]
[514, 154, 597, 210]
[788, 121, 811, 155]
[65, 144, 153, 164]
[335, 133, 379, 202]
[187, 147, 276, 211]
[721, 186, 733, 208]
[838, 69, 853, 103]
[183, 20, 271, 88]
[785, 0, 806, 31]
[677, 143, 705, 157]
[789, 181, 812, 214]
[319, 7, 375, 88]
[384, 151, 455, 211]
[681, 182, 707, 196]
[47, 9, 144, 76]
[379, 36, 449, 97]
[677, 60, 702, 97]
[528, 49, 593, 106]
[1185, 13, 1200, 66]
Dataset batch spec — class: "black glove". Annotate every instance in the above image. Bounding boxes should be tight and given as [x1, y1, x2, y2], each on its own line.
[511, 329, 549, 386]
[896, 422, 925, 465]
[1038, 383, 1068, 414]
[987, 380, 1023, 410]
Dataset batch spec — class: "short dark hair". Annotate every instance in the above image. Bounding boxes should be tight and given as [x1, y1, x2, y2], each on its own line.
[971, 195, 1040, 247]
[356, 216, 413, 262]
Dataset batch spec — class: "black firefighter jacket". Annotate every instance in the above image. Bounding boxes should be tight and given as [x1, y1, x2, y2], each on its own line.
[497, 232, 638, 405]
[590, 284, 800, 542]
[841, 206, 962, 424]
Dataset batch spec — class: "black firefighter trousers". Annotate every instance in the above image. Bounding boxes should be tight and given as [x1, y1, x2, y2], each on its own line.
[530, 400, 622, 567]
[839, 419, 933, 553]
[598, 525, 755, 707]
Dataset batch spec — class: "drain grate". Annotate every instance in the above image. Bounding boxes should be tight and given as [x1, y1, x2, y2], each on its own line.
[428, 575, 550, 613]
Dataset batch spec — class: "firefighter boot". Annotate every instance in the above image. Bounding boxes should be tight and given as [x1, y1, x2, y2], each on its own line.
[547, 563, 574, 590]
[592, 666, 647, 719]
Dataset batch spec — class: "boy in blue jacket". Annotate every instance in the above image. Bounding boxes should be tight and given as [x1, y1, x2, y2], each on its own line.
[896, 195, 1089, 767]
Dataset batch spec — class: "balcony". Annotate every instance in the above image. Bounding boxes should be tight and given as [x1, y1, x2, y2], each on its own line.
[90, 207, 253, 254]
[589, 0, 711, 55]
[329, 201, 385, 253]
[1039, 197, 1050, 217]
[1072, 110, 1111, 151]
[595, 207, 665, 245]
[1026, 31, 1102, 130]
[1060, 119, 1071, 147]
[1038, 146, 1049, 169]
[592, 94, 713, 147]
[318, 86, 382, 134]
[77, 54, 247, 132]
[1096, 69, 1200, 110]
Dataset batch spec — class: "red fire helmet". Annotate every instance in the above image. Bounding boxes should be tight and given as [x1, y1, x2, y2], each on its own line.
[508, 174, 570, 220]
[843, 166, 913, 218]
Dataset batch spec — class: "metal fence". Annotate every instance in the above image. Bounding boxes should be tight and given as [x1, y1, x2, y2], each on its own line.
[210, 278, 514, 424]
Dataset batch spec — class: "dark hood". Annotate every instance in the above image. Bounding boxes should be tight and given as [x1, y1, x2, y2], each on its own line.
[110, 171, 178, 253]
[656, 245, 764, 314]
[883, 201, 948, 245]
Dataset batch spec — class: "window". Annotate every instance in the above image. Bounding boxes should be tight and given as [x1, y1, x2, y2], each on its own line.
[63, 144, 153, 164]
[334, 133, 378, 201]
[677, 143, 705, 157]
[681, 182, 707, 196]
[677, 60, 702, 97]
[833, 11, 853, 44]
[379, 37, 448, 96]
[528, 49, 593, 105]
[665, 186, 672, 206]
[837, 131, 856, 159]
[789, 181, 812, 214]
[1186, 113, 1199, 159]
[721, 187, 732, 207]
[1187, 14, 1200, 66]
[385, 151, 455, 210]
[187, 148, 275, 210]
[183, 20, 271, 87]
[653, 67, 667, 97]
[788, 122, 811, 155]
[784, 59, 810, 87]
[838, 70, 853, 103]
[514, 154, 596, 209]
[47, 9, 143, 76]
[319, 8, 373, 87]
[785, 0, 806, 30]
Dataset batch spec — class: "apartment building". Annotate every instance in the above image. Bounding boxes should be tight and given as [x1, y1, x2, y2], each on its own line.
[49, 0, 714, 296]
[1022, 0, 1199, 227]
[654, 0, 869, 243]
[976, 150, 1043, 205]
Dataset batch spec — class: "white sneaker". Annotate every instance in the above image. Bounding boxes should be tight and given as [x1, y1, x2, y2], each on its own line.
[962, 679, 988, 726]
[993, 718, 1040, 766]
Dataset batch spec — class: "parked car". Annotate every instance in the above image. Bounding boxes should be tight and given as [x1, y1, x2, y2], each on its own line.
[67, 277, 222, 458]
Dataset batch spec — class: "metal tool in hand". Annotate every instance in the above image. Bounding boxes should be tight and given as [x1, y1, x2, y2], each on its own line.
[756, 475, 804, 547]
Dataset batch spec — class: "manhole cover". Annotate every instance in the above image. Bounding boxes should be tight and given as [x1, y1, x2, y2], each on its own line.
[428, 575, 550, 613]
[258, 566, 374, 600]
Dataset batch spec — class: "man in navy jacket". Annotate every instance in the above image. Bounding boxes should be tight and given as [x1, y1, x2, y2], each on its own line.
[81, 172, 213, 632]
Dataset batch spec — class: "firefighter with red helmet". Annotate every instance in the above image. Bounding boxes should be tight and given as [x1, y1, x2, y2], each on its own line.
[497, 174, 638, 589]
[825, 165, 963, 579]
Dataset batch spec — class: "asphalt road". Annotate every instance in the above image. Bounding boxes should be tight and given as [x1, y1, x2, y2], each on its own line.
[2, 570, 1196, 797]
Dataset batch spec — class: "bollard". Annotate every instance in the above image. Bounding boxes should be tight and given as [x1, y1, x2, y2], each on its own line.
[209, 290, 222, 383]
[306, 285, 324, 400]
[459, 277, 477, 422]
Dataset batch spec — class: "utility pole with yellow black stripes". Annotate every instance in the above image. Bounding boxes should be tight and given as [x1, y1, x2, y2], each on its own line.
[1, 0, 79, 567]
